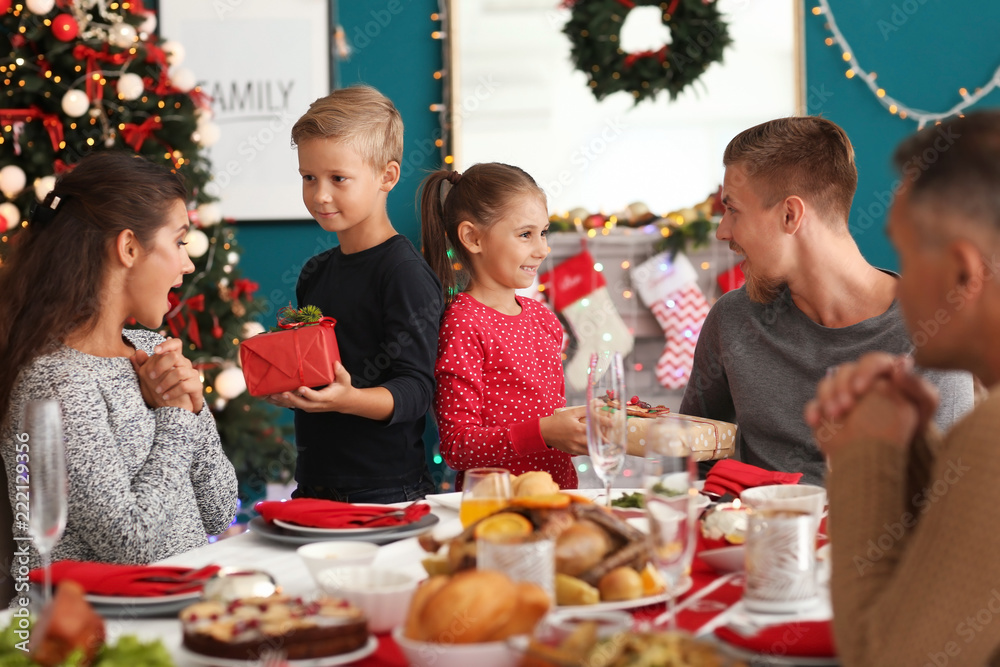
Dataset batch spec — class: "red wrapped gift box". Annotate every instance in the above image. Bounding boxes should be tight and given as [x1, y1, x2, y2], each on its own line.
[239, 318, 340, 396]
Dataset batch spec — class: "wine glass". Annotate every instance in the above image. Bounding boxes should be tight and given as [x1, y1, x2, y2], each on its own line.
[459, 468, 511, 528]
[643, 416, 696, 629]
[586, 351, 626, 507]
[23, 399, 67, 607]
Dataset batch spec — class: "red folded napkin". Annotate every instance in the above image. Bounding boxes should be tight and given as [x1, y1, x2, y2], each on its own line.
[255, 498, 430, 529]
[702, 459, 803, 497]
[28, 560, 220, 597]
[714, 620, 836, 658]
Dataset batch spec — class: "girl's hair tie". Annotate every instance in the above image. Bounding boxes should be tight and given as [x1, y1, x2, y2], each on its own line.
[446, 170, 462, 185]
[29, 191, 67, 226]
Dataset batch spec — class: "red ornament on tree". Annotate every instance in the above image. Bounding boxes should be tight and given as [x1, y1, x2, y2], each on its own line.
[51, 14, 78, 41]
[0, 0, 11, 14]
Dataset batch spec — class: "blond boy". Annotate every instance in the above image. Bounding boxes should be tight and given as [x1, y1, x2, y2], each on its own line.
[269, 86, 443, 503]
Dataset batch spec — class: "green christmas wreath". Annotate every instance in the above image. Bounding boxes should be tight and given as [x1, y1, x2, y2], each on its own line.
[563, 0, 732, 104]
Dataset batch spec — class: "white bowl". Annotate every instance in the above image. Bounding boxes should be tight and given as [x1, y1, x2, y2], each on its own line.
[739, 484, 827, 519]
[392, 626, 520, 667]
[316, 566, 419, 634]
[698, 545, 745, 574]
[297, 541, 379, 584]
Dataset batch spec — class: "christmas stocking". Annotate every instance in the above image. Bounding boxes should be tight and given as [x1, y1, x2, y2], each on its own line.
[540, 250, 634, 392]
[631, 252, 710, 389]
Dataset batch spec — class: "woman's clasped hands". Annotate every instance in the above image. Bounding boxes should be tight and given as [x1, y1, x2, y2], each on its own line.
[130, 337, 204, 413]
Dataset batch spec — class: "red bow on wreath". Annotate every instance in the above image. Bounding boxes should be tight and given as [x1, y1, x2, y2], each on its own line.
[166, 292, 205, 349]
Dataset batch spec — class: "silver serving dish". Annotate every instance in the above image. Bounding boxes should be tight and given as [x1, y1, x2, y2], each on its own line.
[201, 567, 277, 601]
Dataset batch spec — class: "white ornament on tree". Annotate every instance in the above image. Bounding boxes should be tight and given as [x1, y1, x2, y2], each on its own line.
[0, 165, 27, 199]
[161, 40, 185, 66]
[108, 22, 136, 48]
[34, 176, 56, 201]
[116, 73, 144, 101]
[61, 90, 90, 118]
[194, 121, 221, 147]
[184, 229, 210, 258]
[25, 0, 55, 14]
[214, 366, 247, 400]
[170, 67, 196, 93]
[138, 11, 157, 36]
[197, 202, 222, 227]
[241, 321, 266, 339]
[0, 202, 21, 231]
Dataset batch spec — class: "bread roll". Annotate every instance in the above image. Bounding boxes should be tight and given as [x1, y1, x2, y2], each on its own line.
[555, 520, 612, 577]
[597, 566, 643, 602]
[483, 582, 551, 640]
[417, 570, 518, 643]
[403, 575, 450, 641]
[512, 471, 560, 497]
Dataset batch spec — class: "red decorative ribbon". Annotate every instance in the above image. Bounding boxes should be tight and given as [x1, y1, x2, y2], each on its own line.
[166, 292, 205, 349]
[624, 45, 669, 68]
[72, 45, 131, 100]
[231, 278, 259, 301]
[121, 116, 162, 151]
[668, 0, 681, 15]
[188, 87, 213, 111]
[0, 107, 64, 152]
[277, 316, 337, 331]
[616, 0, 636, 8]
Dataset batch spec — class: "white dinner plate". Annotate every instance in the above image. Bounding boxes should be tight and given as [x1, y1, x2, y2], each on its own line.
[272, 516, 418, 535]
[178, 635, 377, 666]
[557, 575, 693, 612]
[248, 514, 439, 546]
[86, 589, 203, 618]
[424, 491, 462, 511]
[86, 590, 202, 606]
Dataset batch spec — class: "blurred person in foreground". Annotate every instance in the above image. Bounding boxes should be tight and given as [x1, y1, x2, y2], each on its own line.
[806, 110, 1000, 665]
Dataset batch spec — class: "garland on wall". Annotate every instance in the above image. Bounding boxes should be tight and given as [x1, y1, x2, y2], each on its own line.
[813, 0, 1000, 129]
[562, 0, 732, 104]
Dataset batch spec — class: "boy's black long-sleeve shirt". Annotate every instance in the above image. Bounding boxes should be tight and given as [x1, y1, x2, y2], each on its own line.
[295, 235, 444, 488]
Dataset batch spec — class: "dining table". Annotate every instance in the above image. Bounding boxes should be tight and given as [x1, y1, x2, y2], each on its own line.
[93, 492, 836, 667]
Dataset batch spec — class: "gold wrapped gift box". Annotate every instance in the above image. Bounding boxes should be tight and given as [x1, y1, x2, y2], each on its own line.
[625, 413, 736, 462]
[561, 407, 736, 462]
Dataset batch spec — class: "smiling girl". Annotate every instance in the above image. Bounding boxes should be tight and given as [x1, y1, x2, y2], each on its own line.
[0, 152, 237, 575]
[420, 164, 587, 489]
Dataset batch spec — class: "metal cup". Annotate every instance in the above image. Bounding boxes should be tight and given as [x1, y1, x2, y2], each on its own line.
[743, 509, 820, 613]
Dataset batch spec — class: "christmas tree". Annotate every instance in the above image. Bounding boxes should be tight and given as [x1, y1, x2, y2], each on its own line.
[0, 0, 295, 520]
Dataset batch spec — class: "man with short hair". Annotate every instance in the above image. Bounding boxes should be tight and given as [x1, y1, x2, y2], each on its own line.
[680, 116, 973, 485]
[805, 110, 1000, 665]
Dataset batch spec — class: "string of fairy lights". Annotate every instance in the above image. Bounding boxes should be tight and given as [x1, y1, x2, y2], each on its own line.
[813, 0, 1000, 129]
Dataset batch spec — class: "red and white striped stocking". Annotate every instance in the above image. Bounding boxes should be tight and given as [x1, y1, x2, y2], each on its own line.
[632, 252, 710, 389]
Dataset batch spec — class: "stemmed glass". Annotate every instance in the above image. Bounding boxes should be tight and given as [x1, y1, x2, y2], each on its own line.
[586, 351, 627, 507]
[644, 416, 696, 630]
[23, 399, 68, 606]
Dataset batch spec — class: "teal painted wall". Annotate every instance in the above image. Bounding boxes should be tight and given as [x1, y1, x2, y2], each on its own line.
[804, 0, 1000, 271]
[237, 0, 443, 323]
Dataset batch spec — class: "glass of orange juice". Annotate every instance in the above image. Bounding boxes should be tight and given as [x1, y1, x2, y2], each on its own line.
[459, 468, 511, 528]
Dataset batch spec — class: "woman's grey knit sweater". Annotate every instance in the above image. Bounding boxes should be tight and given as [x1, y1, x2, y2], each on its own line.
[1, 329, 238, 569]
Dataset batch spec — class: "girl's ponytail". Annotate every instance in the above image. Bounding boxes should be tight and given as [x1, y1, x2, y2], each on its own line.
[419, 170, 458, 302]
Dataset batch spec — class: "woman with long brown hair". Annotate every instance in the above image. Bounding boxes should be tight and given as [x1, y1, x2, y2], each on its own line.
[0, 152, 237, 572]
